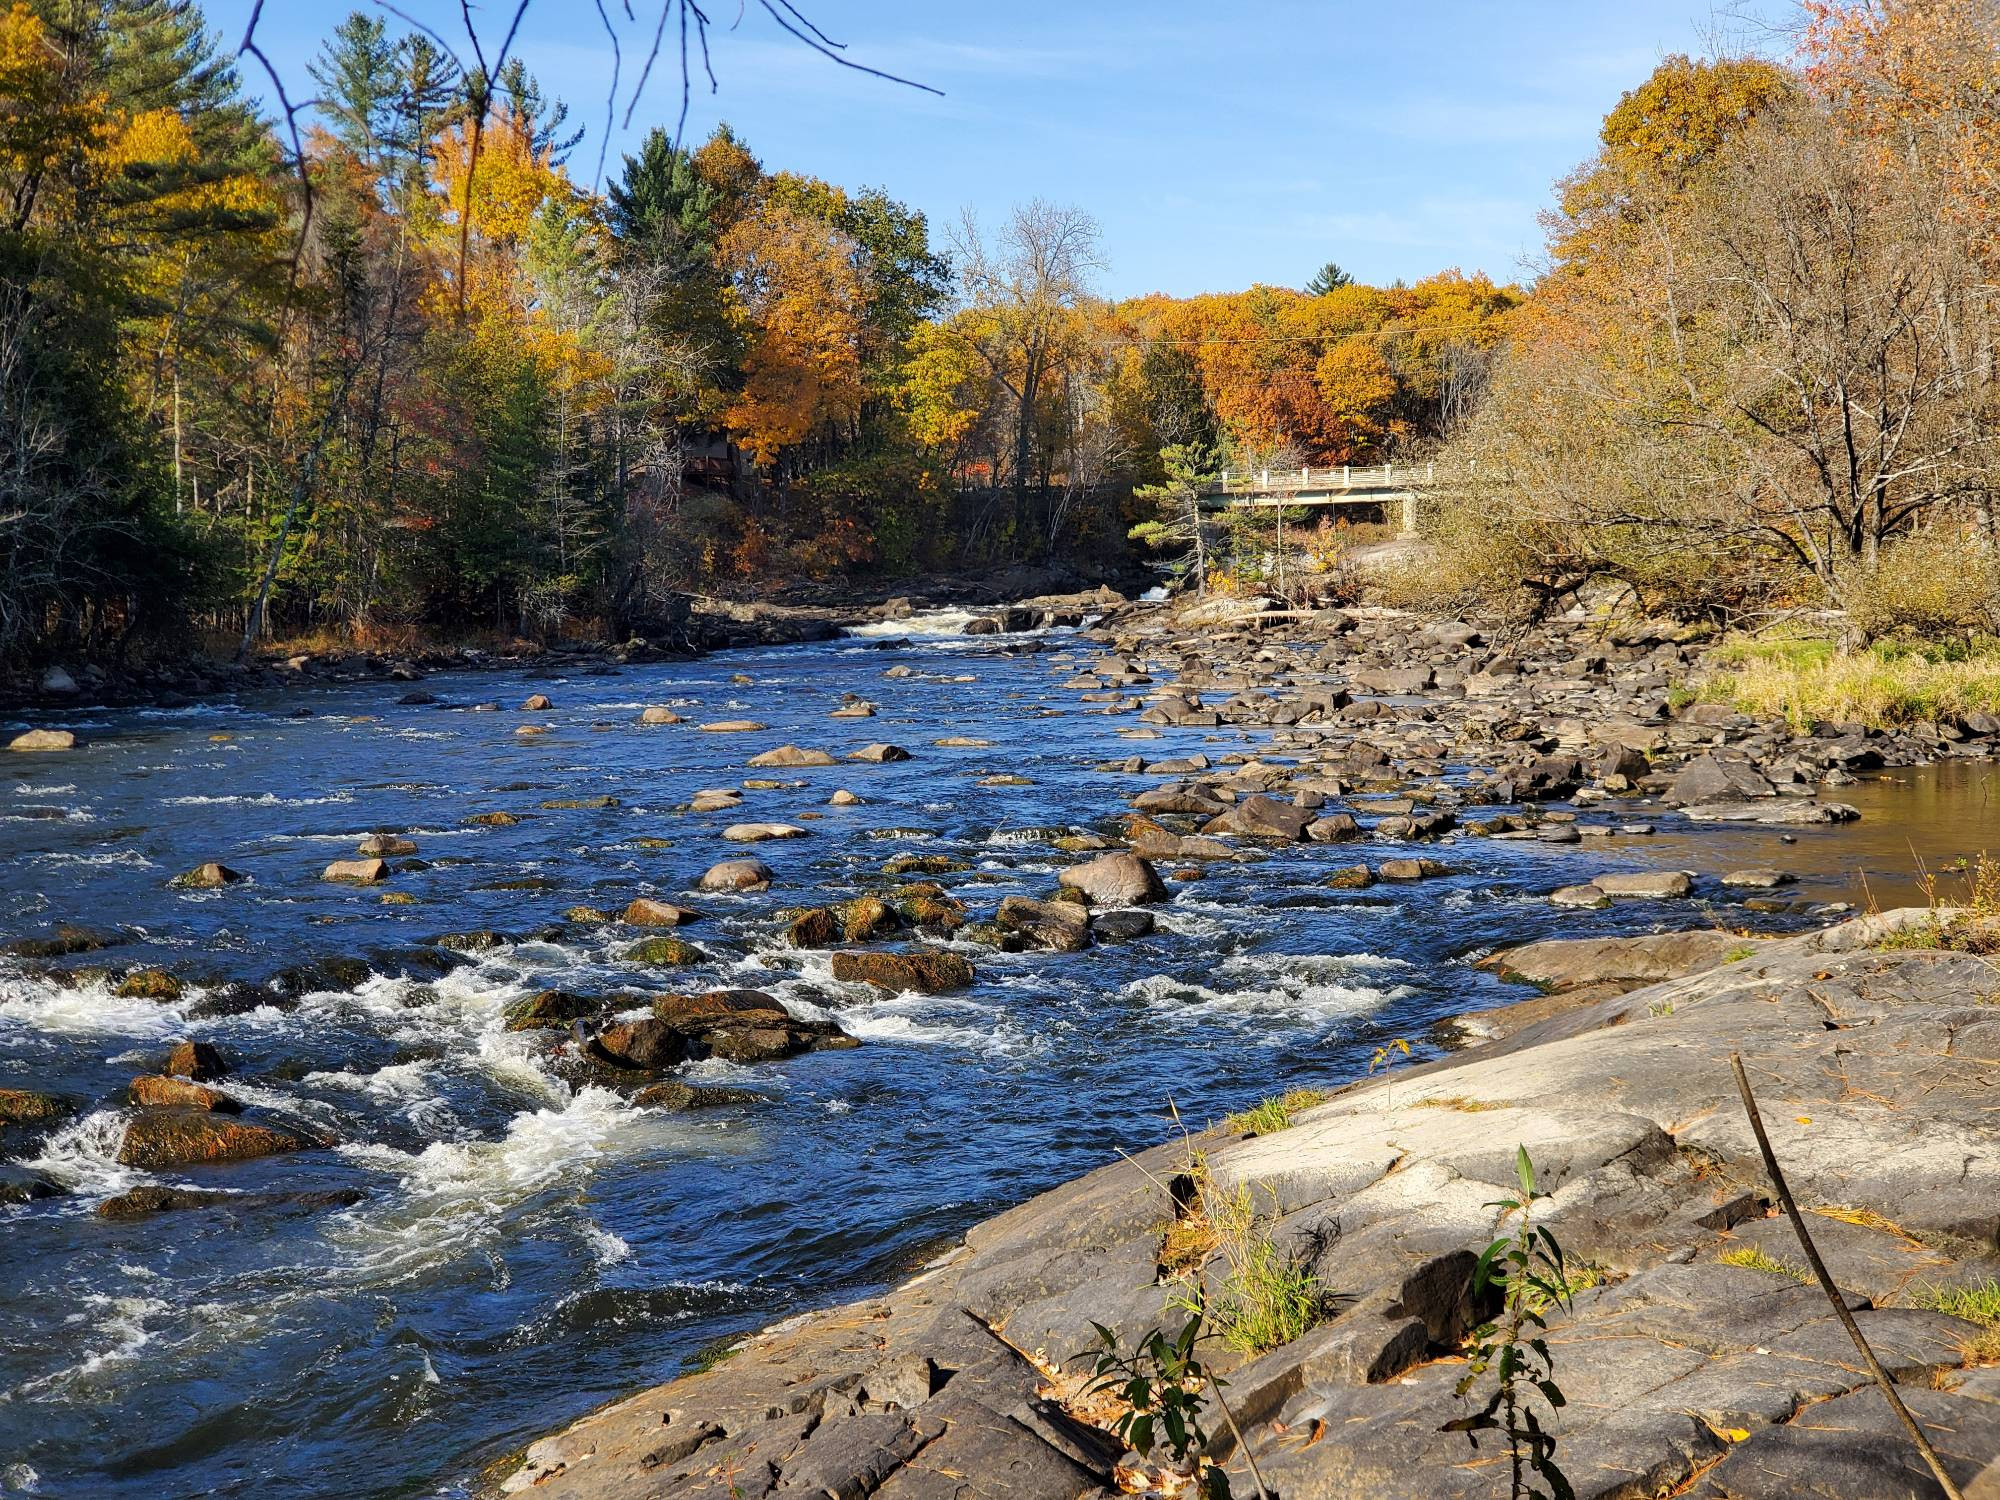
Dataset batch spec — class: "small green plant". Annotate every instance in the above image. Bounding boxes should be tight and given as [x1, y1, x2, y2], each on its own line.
[1226, 1086, 1330, 1136]
[1369, 1037, 1412, 1074]
[1646, 1000, 1675, 1018]
[1908, 1277, 2000, 1326]
[1724, 946, 1758, 964]
[1084, 1316, 1234, 1499]
[1443, 1146, 1577, 1500]
[1717, 1244, 1811, 1281]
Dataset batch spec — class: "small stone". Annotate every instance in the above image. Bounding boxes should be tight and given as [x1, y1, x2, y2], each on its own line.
[513, 725, 551, 737]
[829, 789, 863, 806]
[638, 707, 683, 725]
[521, 694, 554, 711]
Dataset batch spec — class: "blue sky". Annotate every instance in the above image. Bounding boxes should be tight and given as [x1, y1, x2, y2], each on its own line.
[205, 1, 1790, 297]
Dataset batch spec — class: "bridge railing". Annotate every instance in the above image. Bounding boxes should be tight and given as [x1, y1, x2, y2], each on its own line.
[1200, 461, 1444, 496]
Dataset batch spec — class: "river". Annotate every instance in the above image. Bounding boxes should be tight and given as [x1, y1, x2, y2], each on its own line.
[0, 617, 1984, 1497]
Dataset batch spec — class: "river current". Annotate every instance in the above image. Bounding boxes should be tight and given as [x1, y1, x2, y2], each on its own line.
[0, 616, 1979, 1497]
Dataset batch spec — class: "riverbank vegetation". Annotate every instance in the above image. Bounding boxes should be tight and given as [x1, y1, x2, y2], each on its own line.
[1418, 4, 2000, 663]
[0, 0, 1514, 665]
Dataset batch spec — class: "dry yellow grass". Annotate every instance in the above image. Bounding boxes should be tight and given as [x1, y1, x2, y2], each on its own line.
[1698, 634, 2000, 731]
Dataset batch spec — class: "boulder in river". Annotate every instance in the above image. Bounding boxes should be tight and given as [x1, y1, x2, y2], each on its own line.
[129, 1075, 239, 1113]
[1201, 794, 1314, 841]
[322, 858, 389, 883]
[1683, 799, 1859, 825]
[652, 990, 855, 1063]
[1669, 753, 1774, 804]
[1722, 868, 1794, 889]
[504, 990, 606, 1031]
[8, 729, 75, 752]
[1056, 852, 1167, 906]
[1306, 813, 1361, 843]
[356, 834, 417, 857]
[165, 1039, 228, 1081]
[1324, 864, 1375, 890]
[622, 897, 701, 927]
[747, 745, 836, 768]
[634, 1081, 762, 1111]
[847, 743, 913, 763]
[1375, 858, 1445, 882]
[623, 936, 705, 967]
[700, 859, 772, 892]
[722, 822, 807, 842]
[828, 789, 863, 806]
[1482, 930, 1765, 991]
[118, 1110, 314, 1168]
[995, 895, 1092, 952]
[1549, 884, 1611, 910]
[690, 788, 743, 813]
[1593, 871, 1693, 900]
[97, 1185, 365, 1221]
[521, 694, 554, 711]
[169, 861, 244, 890]
[115, 969, 183, 1001]
[699, 720, 766, 733]
[1089, 909, 1156, 941]
[588, 1018, 692, 1071]
[0, 1088, 71, 1133]
[638, 707, 683, 725]
[830, 949, 975, 994]
[5, 925, 115, 958]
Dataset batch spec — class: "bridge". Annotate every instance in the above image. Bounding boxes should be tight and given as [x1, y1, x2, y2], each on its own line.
[1201, 461, 1437, 536]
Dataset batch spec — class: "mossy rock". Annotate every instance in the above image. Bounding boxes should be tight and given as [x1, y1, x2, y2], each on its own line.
[632, 837, 674, 850]
[540, 795, 620, 810]
[830, 949, 975, 993]
[624, 936, 704, 967]
[962, 922, 1027, 953]
[504, 989, 606, 1031]
[465, 811, 523, 828]
[0, 1088, 71, 1128]
[882, 854, 969, 877]
[565, 906, 612, 923]
[837, 896, 902, 943]
[115, 969, 183, 1001]
[379, 892, 419, 906]
[5, 925, 116, 959]
[634, 1081, 762, 1112]
[788, 908, 840, 948]
[432, 930, 515, 952]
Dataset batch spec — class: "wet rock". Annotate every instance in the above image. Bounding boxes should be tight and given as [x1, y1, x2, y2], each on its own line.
[623, 936, 705, 967]
[829, 788, 863, 806]
[1307, 813, 1362, 842]
[652, 991, 855, 1063]
[698, 719, 766, 733]
[465, 811, 523, 827]
[148, 1047, 231, 1102]
[830, 949, 975, 993]
[1201, 793, 1315, 840]
[1376, 858, 1445, 881]
[689, 788, 743, 813]
[431, 929, 515, 951]
[634, 1081, 762, 1111]
[0, 1166, 62, 1203]
[1594, 871, 1693, 900]
[129, 1075, 240, 1113]
[541, 795, 619, 810]
[1325, 864, 1375, 890]
[837, 896, 902, 942]
[270, 956, 372, 997]
[888, 884, 967, 931]
[97, 1185, 364, 1220]
[747, 744, 836, 768]
[1683, 799, 1860, 825]
[322, 857, 389, 883]
[622, 898, 701, 927]
[169, 862, 244, 890]
[521, 694, 554, 711]
[588, 1018, 692, 1071]
[504, 990, 606, 1031]
[787, 907, 840, 948]
[996, 894, 1093, 951]
[5, 925, 116, 958]
[1056, 852, 1167, 906]
[115, 969, 183, 1001]
[721, 822, 807, 842]
[356, 833, 417, 857]
[1550, 884, 1612, 910]
[118, 1110, 314, 1168]
[700, 859, 772, 892]
[638, 706, 683, 725]
[1722, 868, 1794, 889]
[1669, 753, 1775, 804]
[8, 728, 75, 751]
[848, 743, 913, 763]
[0, 1088, 71, 1133]
[882, 853, 967, 876]
[1090, 909, 1156, 940]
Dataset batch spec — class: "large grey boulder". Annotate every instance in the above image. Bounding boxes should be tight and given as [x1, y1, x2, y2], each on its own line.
[1669, 754, 1774, 804]
[1056, 852, 1167, 906]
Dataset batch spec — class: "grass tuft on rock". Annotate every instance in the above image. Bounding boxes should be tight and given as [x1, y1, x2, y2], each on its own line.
[1717, 1244, 1812, 1281]
[1908, 1277, 2000, 1327]
[1226, 1086, 1330, 1136]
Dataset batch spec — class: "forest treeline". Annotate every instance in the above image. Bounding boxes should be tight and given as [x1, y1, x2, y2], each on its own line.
[1425, 1, 2000, 646]
[0, 0, 1513, 662]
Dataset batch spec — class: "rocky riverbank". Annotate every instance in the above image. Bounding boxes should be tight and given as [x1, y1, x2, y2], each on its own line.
[474, 595, 2000, 1499]
[498, 910, 2000, 1499]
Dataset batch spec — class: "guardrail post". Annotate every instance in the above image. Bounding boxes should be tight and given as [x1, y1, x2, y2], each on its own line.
[1302, 465, 1309, 487]
[1427, 461, 1435, 484]
[1260, 467, 1269, 488]
[1385, 461, 1393, 482]
[1343, 464, 1350, 486]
